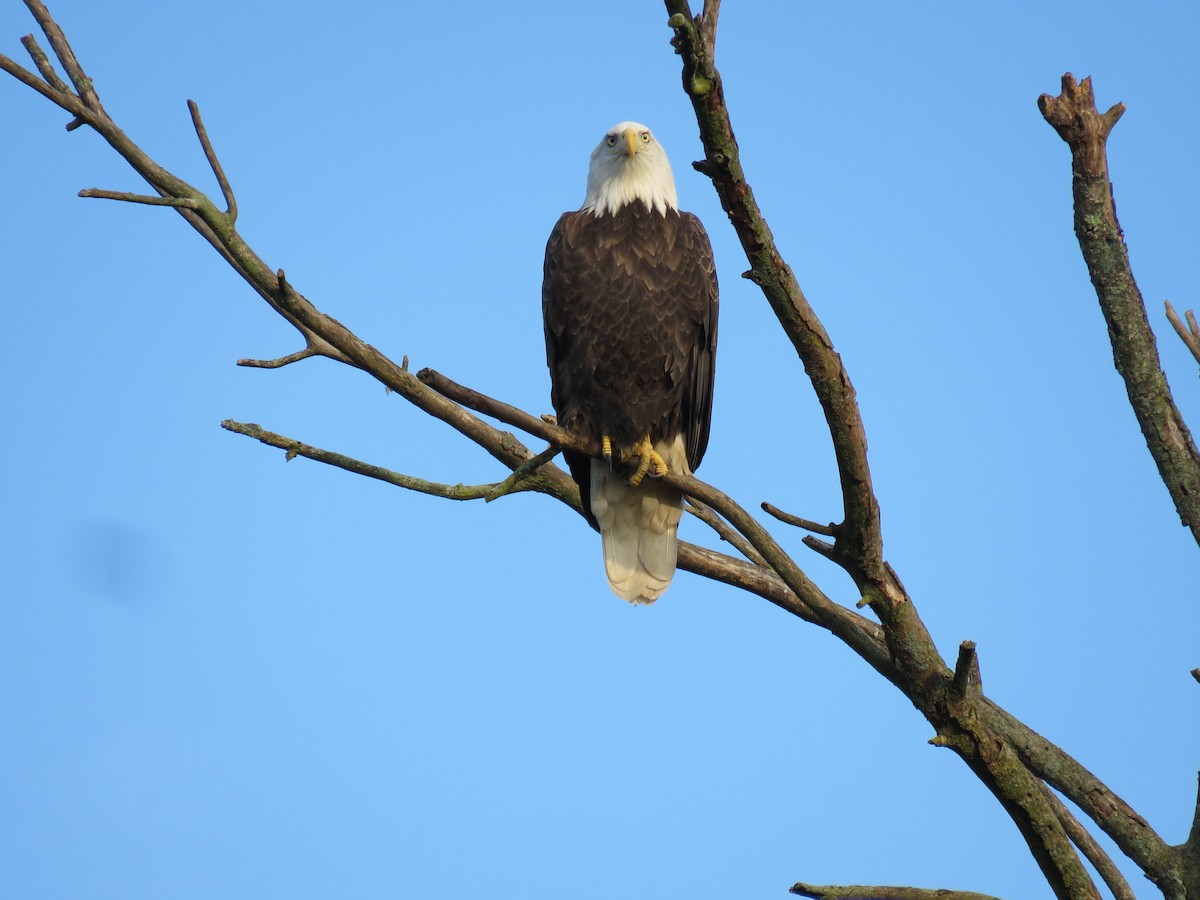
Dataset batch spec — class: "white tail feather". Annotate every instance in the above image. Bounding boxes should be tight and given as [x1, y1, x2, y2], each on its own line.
[590, 436, 689, 604]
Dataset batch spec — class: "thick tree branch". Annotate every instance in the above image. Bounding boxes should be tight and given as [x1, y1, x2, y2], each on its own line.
[978, 698, 1182, 897]
[1043, 789, 1137, 900]
[1039, 73, 1200, 547]
[663, 1, 884, 591]
[662, 9, 1162, 898]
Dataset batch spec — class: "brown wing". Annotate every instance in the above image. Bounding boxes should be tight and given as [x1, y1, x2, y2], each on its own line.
[676, 211, 718, 473]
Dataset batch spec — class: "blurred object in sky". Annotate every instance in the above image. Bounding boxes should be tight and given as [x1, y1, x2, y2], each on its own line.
[65, 519, 165, 605]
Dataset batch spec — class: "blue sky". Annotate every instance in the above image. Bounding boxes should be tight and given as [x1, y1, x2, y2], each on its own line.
[2, 2, 1198, 898]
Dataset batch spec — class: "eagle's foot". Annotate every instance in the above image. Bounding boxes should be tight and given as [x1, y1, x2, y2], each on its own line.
[601, 434, 613, 465]
[626, 435, 669, 487]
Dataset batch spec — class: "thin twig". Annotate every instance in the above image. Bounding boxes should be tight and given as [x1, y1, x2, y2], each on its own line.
[761, 500, 839, 536]
[78, 187, 200, 208]
[220, 420, 504, 501]
[790, 882, 1000, 900]
[19, 33, 66, 92]
[1165, 300, 1200, 367]
[187, 99, 237, 221]
[237, 348, 322, 369]
[687, 498, 768, 566]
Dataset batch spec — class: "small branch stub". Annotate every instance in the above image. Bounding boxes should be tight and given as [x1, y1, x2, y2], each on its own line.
[761, 500, 839, 537]
[952, 639, 982, 700]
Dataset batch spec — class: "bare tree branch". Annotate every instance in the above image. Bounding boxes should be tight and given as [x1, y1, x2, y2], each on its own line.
[188, 99, 237, 221]
[761, 501, 839, 537]
[1043, 789, 1137, 900]
[790, 882, 1001, 900]
[18, 33, 65, 93]
[686, 498, 769, 566]
[663, 1, 884, 592]
[78, 187, 200, 208]
[1039, 73, 1200, 548]
[663, 8, 1116, 898]
[236, 347, 324, 369]
[1165, 301, 1200, 368]
[220, 420, 538, 502]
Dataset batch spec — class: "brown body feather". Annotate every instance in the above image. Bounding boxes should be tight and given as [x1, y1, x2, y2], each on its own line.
[543, 204, 718, 601]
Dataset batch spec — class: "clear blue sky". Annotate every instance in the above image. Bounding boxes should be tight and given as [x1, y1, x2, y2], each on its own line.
[3, 2, 1197, 898]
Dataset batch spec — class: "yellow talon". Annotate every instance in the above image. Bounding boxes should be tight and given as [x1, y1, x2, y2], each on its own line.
[601, 434, 613, 464]
[627, 435, 668, 487]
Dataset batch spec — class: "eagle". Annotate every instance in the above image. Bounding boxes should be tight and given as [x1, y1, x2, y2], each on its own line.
[542, 122, 719, 603]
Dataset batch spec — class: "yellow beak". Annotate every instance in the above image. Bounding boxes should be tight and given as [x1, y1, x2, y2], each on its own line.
[625, 129, 639, 157]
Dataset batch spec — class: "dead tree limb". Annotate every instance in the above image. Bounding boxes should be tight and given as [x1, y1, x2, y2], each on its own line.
[1039, 73, 1200, 547]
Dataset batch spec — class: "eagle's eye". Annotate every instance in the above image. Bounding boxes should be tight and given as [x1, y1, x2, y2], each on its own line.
[640, 131, 651, 143]
[605, 135, 618, 147]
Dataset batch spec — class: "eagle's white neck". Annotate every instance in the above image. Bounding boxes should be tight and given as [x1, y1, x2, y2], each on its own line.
[581, 122, 679, 218]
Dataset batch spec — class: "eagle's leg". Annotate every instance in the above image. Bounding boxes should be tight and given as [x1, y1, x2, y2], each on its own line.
[601, 434, 613, 465]
[626, 434, 669, 487]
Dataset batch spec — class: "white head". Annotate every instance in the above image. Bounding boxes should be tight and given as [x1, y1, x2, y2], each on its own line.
[582, 121, 679, 217]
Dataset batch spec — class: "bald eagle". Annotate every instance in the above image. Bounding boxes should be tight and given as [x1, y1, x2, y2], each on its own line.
[543, 122, 719, 603]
